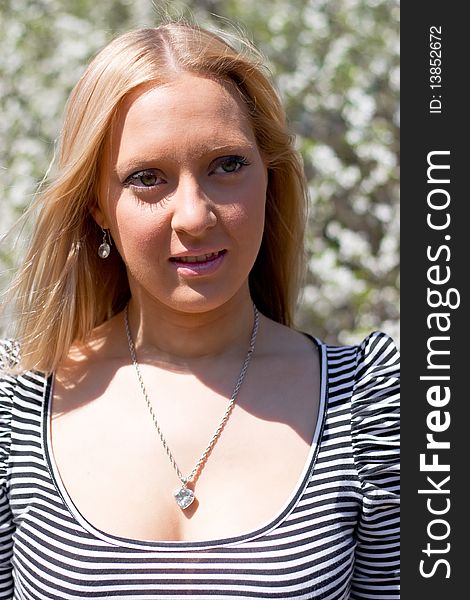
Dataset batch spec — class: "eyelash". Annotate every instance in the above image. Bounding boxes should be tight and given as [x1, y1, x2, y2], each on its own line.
[124, 170, 164, 189]
[123, 155, 251, 190]
[212, 155, 251, 175]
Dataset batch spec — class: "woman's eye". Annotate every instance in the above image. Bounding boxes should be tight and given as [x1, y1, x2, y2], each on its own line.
[212, 156, 250, 175]
[124, 169, 164, 188]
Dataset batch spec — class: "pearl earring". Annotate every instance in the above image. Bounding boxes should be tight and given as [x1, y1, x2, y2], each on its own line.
[98, 228, 112, 259]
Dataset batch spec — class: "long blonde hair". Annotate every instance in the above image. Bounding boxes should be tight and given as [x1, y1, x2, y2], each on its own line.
[5, 23, 308, 373]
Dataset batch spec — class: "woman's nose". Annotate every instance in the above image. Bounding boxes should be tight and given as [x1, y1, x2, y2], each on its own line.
[170, 176, 217, 237]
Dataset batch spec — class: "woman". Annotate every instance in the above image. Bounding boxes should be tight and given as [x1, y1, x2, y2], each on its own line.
[0, 23, 399, 599]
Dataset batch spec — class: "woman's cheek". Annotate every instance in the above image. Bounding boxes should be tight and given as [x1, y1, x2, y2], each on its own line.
[112, 213, 168, 262]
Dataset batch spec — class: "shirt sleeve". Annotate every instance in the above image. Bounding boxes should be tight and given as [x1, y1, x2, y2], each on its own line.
[0, 342, 17, 599]
[350, 331, 400, 599]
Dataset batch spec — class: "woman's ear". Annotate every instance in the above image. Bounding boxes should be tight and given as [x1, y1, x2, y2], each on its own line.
[89, 199, 109, 230]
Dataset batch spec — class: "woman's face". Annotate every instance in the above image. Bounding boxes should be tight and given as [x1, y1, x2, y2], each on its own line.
[95, 73, 268, 315]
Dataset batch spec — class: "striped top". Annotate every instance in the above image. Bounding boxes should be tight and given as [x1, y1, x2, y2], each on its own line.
[0, 331, 399, 599]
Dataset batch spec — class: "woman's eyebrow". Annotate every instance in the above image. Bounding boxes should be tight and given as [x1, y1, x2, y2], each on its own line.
[114, 142, 257, 174]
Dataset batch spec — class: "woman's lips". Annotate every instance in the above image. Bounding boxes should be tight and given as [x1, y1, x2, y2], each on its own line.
[169, 249, 226, 275]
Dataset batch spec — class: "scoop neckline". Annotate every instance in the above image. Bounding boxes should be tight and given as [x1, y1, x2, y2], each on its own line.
[42, 336, 328, 551]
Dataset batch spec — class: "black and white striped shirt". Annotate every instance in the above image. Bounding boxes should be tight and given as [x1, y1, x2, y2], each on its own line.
[0, 332, 399, 599]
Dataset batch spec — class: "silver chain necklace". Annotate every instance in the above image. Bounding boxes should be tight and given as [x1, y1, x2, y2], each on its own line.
[124, 303, 259, 510]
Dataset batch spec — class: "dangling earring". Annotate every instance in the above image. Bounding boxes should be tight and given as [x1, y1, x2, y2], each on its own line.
[98, 228, 112, 259]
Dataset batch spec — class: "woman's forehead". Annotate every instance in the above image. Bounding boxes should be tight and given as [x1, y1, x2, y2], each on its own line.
[107, 74, 257, 165]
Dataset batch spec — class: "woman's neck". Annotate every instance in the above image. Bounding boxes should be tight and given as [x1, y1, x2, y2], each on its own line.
[125, 292, 257, 367]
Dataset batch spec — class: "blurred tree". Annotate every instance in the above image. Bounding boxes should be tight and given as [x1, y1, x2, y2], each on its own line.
[0, 0, 399, 344]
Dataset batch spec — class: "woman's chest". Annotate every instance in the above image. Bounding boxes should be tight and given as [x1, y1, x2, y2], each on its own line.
[49, 400, 316, 542]
[49, 359, 322, 543]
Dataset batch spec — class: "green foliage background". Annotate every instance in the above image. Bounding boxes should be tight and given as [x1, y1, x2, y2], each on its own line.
[0, 0, 399, 344]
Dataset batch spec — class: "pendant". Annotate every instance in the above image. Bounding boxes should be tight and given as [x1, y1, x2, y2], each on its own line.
[98, 242, 110, 259]
[174, 485, 195, 510]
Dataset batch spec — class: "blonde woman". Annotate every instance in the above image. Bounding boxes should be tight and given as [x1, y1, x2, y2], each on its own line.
[0, 23, 399, 599]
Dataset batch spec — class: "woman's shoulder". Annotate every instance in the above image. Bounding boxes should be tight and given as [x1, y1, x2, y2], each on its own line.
[261, 316, 321, 357]
[316, 330, 399, 374]
[258, 321, 399, 383]
[315, 329, 398, 354]
[304, 330, 399, 420]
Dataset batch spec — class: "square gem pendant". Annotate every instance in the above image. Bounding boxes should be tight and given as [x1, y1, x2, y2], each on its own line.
[174, 486, 195, 510]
